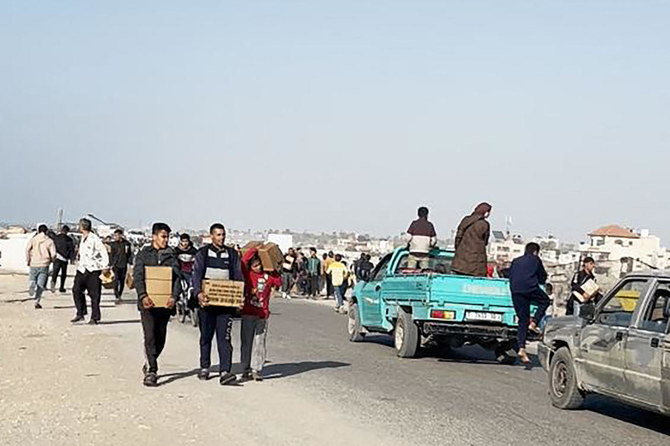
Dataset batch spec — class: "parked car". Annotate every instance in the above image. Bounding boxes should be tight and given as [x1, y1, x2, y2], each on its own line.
[347, 247, 537, 363]
[539, 272, 670, 415]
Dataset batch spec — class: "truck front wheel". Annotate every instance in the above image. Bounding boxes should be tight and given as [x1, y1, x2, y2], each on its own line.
[549, 347, 585, 410]
[394, 309, 420, 358]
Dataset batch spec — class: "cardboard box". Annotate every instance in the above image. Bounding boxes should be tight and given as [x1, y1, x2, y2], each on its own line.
[145, 266, 173, 308]
[242, 241, 284, 272]
[203, 279, 245, 308]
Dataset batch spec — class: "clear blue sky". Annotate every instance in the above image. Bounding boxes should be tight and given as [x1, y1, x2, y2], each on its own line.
[1, 1, 669, 243]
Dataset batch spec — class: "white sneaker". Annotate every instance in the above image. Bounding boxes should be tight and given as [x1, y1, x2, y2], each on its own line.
[281, 292, 286, 299]
[286, 294, 292, 300]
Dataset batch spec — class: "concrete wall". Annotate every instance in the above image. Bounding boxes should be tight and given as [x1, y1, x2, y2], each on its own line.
[0, 233, 32, 274]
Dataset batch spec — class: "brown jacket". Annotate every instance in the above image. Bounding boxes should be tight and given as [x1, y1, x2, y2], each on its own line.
[451, 214, 490, 276]
[26, 233, 57, 268]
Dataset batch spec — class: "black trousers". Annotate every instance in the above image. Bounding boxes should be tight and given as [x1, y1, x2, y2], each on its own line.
[140, 308, 171, 373]
[308, 275, 319, 296]
[112, 267, 127, 299]
[51, 259, 68, 291]
[326, 274, 333, 297]
[198, 308, 233, 373]
[72, 270, 102, 321]
[512, 289, 551, 349]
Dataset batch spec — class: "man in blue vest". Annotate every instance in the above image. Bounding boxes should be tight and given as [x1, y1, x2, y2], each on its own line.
[192, 223, 244, 385]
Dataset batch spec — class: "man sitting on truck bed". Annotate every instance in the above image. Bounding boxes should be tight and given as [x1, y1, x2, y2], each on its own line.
[405, 207, 437, 270]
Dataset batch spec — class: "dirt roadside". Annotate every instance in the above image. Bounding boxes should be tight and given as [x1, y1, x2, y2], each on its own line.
[0, 274, 398, 446]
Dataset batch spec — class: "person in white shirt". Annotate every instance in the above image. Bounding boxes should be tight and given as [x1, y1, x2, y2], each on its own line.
[71, 218, 109, 325]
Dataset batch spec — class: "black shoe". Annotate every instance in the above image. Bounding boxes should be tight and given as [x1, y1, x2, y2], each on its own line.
[251, 371, 263, 382]
[219, 372, 237, 386]
[241, 371, 253, 381]
[70, 315, 85, 324]
[143, 372, 158, 387]
[34, 303, 42, 309]
[59, 289, 67, 294]
[198, 369, 209, 381]
[87, 319, 99, 325]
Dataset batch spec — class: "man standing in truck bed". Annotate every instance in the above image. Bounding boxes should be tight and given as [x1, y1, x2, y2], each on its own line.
[405, 207, 437, 269]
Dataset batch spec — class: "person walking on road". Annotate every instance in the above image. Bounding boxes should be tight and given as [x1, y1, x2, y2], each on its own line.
[326, 254, 348, 313]
[240, 248, 282, 381]
[192, 223, 244, 385]
[406, 207, 438, 269]
[50, 225, 74, 293]
[452, 202, 492, 277]
[26, 224, 56, 309]
[280, 248, 296, 300]
[133, 222, 181, 387]
[324, 251, 335, 298]
[508, 242, 551, 364]
[306, 248, 321, 299]
[109, 229, 133, 303]
[71, 218, 109, 325]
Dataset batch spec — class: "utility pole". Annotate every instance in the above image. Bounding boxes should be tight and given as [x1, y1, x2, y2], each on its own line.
[56, 208, 64, 232]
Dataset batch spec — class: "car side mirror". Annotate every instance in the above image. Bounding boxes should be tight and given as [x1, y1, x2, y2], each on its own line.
[579, 303, 596, 322]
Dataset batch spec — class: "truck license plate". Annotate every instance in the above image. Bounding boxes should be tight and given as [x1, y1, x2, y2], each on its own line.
[465, 311, 503, 322]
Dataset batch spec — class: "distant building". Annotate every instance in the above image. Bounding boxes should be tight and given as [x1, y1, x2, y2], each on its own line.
[488, 231, 524, 263]
[579, 225, 669, 279]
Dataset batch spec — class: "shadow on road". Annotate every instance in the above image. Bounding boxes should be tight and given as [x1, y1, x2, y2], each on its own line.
[159, 368, 201, 386]
[263, 361, 350, 380]
[583, 395, 670, 435]
[98, 319, 140, 325]
[2, 297, 35, 303]
[51, 304, 116, 310]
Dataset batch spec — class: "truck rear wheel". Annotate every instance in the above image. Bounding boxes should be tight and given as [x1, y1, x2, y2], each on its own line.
[549, 347, 584, 410]
[347, 303, 365, 342]
[394, 309, 420, 358]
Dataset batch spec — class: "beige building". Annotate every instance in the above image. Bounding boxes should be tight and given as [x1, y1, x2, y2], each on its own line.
[579, 225, 669, 283]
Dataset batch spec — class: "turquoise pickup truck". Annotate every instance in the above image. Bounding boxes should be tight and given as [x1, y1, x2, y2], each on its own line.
[348, 247, 527, 363]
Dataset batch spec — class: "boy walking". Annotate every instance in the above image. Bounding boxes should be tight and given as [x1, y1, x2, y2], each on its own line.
[133, 223, 181, 387]
[240, 248, 282, 381]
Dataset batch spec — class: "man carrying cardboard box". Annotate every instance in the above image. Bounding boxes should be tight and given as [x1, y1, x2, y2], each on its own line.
[133, 222, 182, 387]
[192, 223, 244, 385]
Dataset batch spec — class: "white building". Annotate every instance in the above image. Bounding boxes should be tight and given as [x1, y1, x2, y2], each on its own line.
[579, 225, 669, 279]
[488, 231, 524, 263]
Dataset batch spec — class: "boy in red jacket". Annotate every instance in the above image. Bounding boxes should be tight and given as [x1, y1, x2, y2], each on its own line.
[241, 248, 282, 381]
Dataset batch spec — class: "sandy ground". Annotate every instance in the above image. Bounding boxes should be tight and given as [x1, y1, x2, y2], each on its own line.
[0, 274, 398, 446]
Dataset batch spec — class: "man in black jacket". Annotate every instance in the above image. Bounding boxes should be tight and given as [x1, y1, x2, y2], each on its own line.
[508, 242, 551, 364]
[192, 223, 243, 385]
[566, 257, 599, 316]
[133, 222, 181, 387]
[110, 229, 133, 303]
[50, 225, 75, 293]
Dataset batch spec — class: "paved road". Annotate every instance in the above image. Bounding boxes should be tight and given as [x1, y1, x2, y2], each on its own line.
[1, 276, 668, 445]
[267, 298, 670, 445]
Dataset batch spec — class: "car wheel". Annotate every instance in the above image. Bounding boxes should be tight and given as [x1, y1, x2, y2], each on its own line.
[347, 303, 366, 342]
[549, 347, 585, 410]
[394, 308, 420, 358]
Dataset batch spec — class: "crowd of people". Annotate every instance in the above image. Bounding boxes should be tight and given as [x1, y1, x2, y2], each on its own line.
[21, 204, 606, 384]
[279, 248, 374, 313]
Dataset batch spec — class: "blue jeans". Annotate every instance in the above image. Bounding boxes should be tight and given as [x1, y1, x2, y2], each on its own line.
[334, 284, 345, 308]
[29, 266, 49, 304]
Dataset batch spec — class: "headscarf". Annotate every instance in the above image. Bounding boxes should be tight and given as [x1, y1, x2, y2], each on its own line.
[474, 202, 492, 216]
